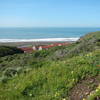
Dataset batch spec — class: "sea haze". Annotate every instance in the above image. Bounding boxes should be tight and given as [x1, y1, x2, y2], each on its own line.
[0, 27, 100, 42]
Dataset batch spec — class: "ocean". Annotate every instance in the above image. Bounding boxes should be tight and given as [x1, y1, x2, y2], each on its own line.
[0, 27, 100, 42]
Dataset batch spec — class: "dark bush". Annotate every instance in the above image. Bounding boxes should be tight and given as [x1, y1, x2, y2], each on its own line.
[0, 46, 24, 57]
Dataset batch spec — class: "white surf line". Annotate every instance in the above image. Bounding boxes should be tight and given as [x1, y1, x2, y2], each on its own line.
[0, 38, 79, 43]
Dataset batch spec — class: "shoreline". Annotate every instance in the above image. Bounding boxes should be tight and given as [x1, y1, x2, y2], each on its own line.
[0, 38, 79, 47]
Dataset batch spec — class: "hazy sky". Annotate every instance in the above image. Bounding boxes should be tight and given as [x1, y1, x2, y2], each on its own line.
[0, 0, 100, 27]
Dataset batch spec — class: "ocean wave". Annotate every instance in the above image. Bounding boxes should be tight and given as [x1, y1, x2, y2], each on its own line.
[0, 38, 79, 43]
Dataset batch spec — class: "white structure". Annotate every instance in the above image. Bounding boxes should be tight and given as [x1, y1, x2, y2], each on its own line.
[58, 44, 62, 46]
[38, 46, 43, 50]
[32, 46, 37, 50]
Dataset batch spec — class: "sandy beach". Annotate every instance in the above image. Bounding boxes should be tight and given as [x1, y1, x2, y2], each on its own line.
[0, 41, 73, 47]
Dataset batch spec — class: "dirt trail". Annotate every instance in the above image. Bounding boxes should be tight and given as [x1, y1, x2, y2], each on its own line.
[69, 76, 100, 100]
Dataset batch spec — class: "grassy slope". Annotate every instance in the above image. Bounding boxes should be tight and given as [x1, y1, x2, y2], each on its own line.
[0, 32, 100, 100]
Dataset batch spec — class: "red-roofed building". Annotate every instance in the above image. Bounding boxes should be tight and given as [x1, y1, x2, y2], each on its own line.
[38, 43, 70, 50]
[19, 43, 70, 53]
[19, 47, 33, 53]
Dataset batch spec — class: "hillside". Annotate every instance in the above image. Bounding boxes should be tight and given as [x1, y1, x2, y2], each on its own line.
[0, 32, 100, 100]
[68, 31, 100, 56]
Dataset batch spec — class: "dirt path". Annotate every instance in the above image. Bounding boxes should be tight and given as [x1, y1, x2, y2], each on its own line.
[69, 75, 100, 100]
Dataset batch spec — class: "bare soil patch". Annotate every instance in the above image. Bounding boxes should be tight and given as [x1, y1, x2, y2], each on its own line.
[69, 75, 100, 100]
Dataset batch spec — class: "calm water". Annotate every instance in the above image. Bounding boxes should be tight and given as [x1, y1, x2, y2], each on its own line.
[0, 27, 100, 39]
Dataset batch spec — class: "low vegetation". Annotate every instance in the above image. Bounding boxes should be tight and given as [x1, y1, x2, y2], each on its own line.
[0, 31, 100, 100]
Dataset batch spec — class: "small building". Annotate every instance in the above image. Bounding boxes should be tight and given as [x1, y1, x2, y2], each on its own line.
[32, 46, 37, 50]
[38, 46, 43, 50]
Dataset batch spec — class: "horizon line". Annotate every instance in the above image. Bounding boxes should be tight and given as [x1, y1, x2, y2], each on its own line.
[0, 26, 100, 28]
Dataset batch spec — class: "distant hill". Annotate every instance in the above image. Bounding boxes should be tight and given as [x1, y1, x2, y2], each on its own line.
[0, 46, 24, 57]
[71, 31, 100, 54]
[62, 31, 99, 57]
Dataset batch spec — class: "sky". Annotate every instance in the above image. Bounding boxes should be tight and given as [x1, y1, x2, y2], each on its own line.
[0, 0, 100, 27]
